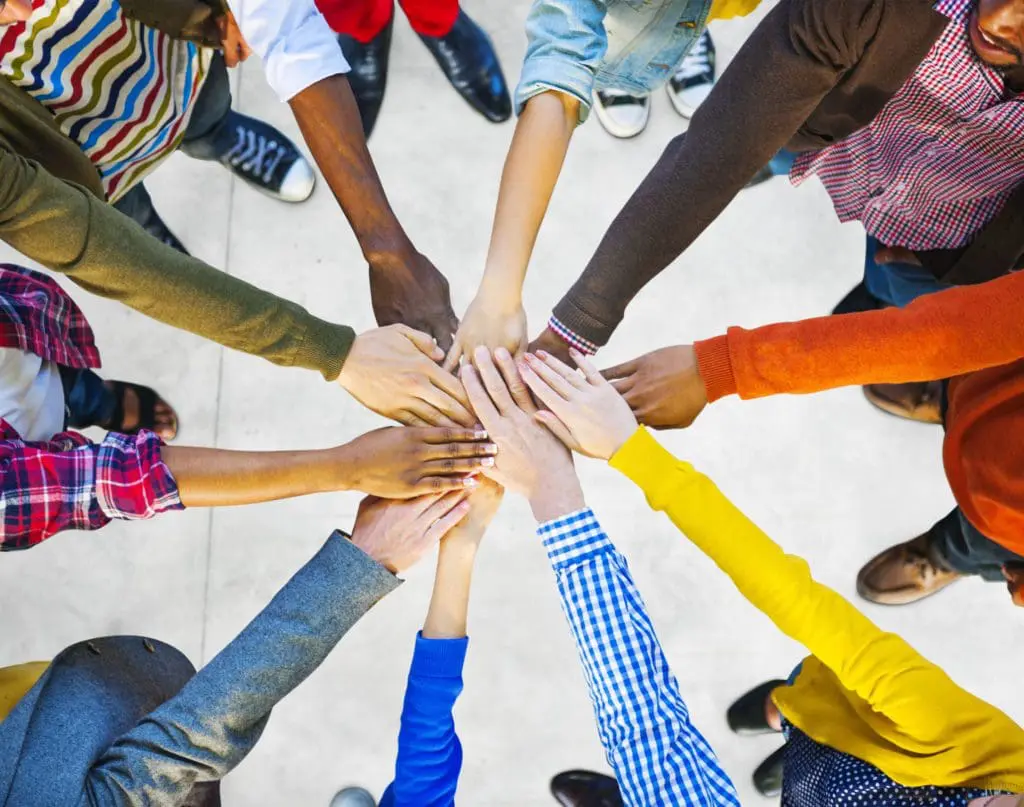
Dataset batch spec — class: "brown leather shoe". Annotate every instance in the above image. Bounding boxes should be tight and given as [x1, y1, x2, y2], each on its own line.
[863, 381, 943, 424]
[857, 533, 963, 605]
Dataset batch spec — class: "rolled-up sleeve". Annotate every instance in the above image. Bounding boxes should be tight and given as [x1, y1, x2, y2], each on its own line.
[228, 0, 350, 102]
[515, 0, 609, 122]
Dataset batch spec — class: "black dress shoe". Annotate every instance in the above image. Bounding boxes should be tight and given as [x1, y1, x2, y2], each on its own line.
[550, 770, 624, 807]
[726, 679, 787, 736]
[418, 10, 511, 123]
[141, 209, 190, 256]
[337, 17, 393, 138]
[753, 745, 787, 797]
[832, 281, 886, 316]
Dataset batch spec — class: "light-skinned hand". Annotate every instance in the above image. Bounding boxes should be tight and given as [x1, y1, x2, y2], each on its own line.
[459, 347, 582, 521]
[443, 292, 527, 372]
[338, 324, 475, 428]
[216, 10, 251, 67]
[338, 426, 496, 498]
[601, 345, 709, 430]
[0, 0, 32, 24]
[350, 492, 471, 574]
[441, 477, 504, 552]
[519, 348, 638, 460]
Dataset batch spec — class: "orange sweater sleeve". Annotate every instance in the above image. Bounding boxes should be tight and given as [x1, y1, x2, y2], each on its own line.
[693, 269, 1024, 402]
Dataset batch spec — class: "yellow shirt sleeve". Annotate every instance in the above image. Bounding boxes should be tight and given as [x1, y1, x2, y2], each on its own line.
[0, 661, 48, 722]
[609, 427, 977, 743]
[707, 0, 762, 22]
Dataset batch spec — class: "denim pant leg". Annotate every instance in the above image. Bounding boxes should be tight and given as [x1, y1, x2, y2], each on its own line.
[59, 367, 116, 430]
[768, 149, 797, 177]
[862, 236, 951, 308]
[927, 508, 1024, 581]
[179, 53, 233, 160]
[113, 55, 232, 228]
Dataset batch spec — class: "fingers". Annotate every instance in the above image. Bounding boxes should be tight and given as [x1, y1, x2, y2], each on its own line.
[424, 498, 472, 544]
[472, 346, 516, 414]
[569, 348, 604, 385]
[442, 340, 463, 373]
[422, 454, 495, 475]
[421, 490, 471, 526]
[399, 325, 446, 363]
[397, 411, 433, 427]
[534, 410, 581, 452]
[422, 440, 498, 462]
[518, 359, 571, 418]
[414, 476, 480, 495]
[523, 353, 576, 399]
[405, 401, 461, 428]
[494, 347, 536, 413]
[533, 349, 587, 390]
[460, 364, 500, 426]
[421, 363, 474, 422]
[416, 381, 476, 427]
[601, 359, 639, 381]
[610, 377, 635, 396]
[419, 427, 490, 445]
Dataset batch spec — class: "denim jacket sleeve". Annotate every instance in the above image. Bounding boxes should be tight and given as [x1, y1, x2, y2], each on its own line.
[515, 0, 609, 122]
[78, 531, 401, 805]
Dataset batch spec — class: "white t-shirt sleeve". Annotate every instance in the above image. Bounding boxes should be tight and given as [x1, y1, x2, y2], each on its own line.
[229, 0, 350, 103]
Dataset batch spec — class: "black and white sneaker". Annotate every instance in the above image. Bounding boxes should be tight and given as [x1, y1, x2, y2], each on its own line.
[667, 31, 715, 119]
[592, 89, 651, 139]
[211, 111, 315, 203]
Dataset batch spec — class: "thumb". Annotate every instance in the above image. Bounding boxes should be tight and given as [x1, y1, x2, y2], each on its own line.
[535, 410, 580, 452]
[401, 325, 445, 362]
[443, 340, 463, 373]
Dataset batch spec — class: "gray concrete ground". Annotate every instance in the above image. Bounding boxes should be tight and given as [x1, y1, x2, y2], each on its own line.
[1, 1, 1020, 804]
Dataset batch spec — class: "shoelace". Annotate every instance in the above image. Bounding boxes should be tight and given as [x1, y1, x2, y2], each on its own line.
[676, 32, 712, 80]
[222, 126, 287, 184]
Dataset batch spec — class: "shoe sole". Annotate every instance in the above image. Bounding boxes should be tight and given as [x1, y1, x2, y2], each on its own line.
[227, 167, 316, 204]
[592, 99, 651, 139]
[666, 85, 697, 119]
[855, 570, 961, 606]
[862, 387, 943, 424]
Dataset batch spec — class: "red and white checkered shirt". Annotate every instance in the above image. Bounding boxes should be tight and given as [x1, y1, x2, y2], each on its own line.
[790, 0, 1024, 251]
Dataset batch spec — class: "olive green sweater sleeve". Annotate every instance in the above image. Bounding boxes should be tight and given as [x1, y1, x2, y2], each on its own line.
[0, 148, 354, 380]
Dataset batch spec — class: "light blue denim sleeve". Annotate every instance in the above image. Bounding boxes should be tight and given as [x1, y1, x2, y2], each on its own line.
[515, 0, 609, 122]
[79, 531, 401, 806]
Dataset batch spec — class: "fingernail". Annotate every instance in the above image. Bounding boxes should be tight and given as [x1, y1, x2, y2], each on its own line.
[537, 349, 549, 359]
[463, 477, 479, 487]
[484, 443, 498, 454]
[480, 457, 495, 467]
[524, 353, 537, 363]
[474, 430, 488, 440]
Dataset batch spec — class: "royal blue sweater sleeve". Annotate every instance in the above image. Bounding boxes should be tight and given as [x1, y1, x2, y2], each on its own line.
[379, 632, 468, 807]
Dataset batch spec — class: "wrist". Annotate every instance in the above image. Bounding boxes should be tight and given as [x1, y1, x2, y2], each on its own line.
[477, 272, 523, 308]
[529, 478, 586, 523]
[325, 444, 357, 492]
[365, 239, 418, 274]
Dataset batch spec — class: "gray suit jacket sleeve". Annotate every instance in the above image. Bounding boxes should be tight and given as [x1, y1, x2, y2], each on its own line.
[79, 531, 401, 805]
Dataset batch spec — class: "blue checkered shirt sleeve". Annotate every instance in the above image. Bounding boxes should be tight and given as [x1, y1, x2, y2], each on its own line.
[538, 508, 740, 807]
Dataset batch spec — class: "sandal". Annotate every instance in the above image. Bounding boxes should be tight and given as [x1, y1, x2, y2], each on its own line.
[102, 381, 179, 441]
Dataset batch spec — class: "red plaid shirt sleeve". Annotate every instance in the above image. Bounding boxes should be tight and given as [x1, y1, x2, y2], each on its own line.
[0, 422, 183, 550]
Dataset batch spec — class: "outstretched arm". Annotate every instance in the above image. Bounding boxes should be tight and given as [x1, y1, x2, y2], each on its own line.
[383, 481, 503, 807]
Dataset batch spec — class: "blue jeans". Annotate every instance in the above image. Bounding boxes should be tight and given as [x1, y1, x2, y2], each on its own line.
[58, 367, 116, 430]
[928, 508, 1024, 580]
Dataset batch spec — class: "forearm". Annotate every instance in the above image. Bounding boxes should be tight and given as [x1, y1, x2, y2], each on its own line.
[0, 152, 353, 379]
[695, 268, 1024, 402]
[539, 508, 739, 806]
[289, 74, 414, 266]
[480, 92, 578, 303]
[161, 444, 362, 507]
[422, 542, 477, 639]
[551, 0, 862, 347]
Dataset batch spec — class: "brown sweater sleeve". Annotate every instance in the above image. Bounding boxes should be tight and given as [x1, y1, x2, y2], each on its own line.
[693, 268, 1024, 401]
[552, 0, 884, 346]
[0, 148, 354, 381]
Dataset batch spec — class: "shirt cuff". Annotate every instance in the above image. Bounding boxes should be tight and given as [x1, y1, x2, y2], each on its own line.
[95, 430, 183, 521]
[538, 508, 614, 568]
[548, 315, 598, 355]
[411, 632, 469, 678]
[694, 334, 738, 402]
[514, 56, 594, 121]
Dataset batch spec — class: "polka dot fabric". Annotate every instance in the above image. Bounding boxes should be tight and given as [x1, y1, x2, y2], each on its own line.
[781, 722, 1009, 806]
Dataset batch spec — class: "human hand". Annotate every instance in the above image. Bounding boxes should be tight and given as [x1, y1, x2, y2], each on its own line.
[874, 245, 922, 267]
[216, 9, 251, 67]
[441, 477, 504, 553]
[0, 0, 32, 24]
[336, 426, 496, 498]
[519, 348, 637, 460]
[601, 345, 708, 430]
[369, 251, 460, 353]
[460, 347, 583, 521]
[350, 492, 471, 574]
[527, 326, 573, 365]
[443, 291, 527, 372]
[338, 324, 475, 427]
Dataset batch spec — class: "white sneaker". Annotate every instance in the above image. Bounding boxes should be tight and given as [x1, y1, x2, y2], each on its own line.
[592, 90, 651, 139]
[330, 787, 377, 807]
[667, 31, 716, 119]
